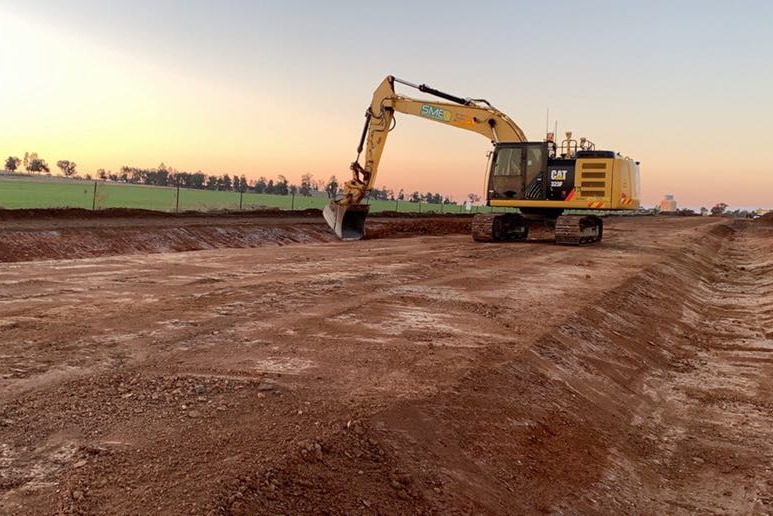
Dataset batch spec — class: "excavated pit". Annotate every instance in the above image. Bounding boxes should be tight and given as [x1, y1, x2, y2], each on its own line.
[2, 215, 772, 514]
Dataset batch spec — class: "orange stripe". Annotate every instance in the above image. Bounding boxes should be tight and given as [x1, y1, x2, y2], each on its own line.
[565, 188, 576, 201]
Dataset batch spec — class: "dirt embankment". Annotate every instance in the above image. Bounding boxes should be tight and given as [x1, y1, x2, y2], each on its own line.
[0, 208, 471, 263]
[219, 221, 773, 514]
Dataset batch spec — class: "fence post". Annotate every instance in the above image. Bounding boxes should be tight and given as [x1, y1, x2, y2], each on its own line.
[440, 202, 443, 214]
[239, 190, 243, 211]
[418, 201, 421, 213]
[92, 181, 98, 210]
[176, 185, 180, 213]
[395, 199, 399, 211]
[291, 192, 295, 210]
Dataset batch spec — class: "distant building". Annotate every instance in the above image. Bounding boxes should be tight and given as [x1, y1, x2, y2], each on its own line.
[659, 194, 677, 213]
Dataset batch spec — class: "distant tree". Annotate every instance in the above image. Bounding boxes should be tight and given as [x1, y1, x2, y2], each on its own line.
[28, 155, 50, 174]
[300, 173, 314, 196]
[700, 206, 708, 216]
[325, 176, 339, 198]
[289, 184, 298, 195]
[189, 172, 205, 189]
[221, 174, 233, 191]
[275, 175, 289, 195]
[466, 193, 481, 204]
[370, 187, 390, 201]
[24, 152, 48, 173]
[84, 173, 92, 180]
[5, 156, 21, 173]
[253, 176, 267, 193]
[233, 175, 241, 192]
[56, 160, 78, 177]
[397, 189, 405, 201]
[146, 168, 168, 186]
[730, 209, 752, 218]
[97, 168, 107, 180]
[409, 191, 421, 203]
[239, 175, 249, 193]
[710, 202, 728, 216]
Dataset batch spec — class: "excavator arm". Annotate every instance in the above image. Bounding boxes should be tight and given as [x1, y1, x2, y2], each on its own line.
[324, 76, 527, 239]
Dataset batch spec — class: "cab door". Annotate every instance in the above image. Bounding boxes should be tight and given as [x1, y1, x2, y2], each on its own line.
[488, 143, 547, 200]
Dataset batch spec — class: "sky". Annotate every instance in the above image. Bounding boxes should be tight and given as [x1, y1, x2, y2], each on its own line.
[1, 0, 772, 209]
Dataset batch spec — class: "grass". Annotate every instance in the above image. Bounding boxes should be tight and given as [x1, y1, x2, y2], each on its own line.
[0, 175, 504, 214]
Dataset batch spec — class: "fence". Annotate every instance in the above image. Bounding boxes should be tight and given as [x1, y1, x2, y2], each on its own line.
[0, 175, 510, 215]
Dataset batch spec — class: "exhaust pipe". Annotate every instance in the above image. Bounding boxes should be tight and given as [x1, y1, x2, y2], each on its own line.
[323, 202, 370, 240]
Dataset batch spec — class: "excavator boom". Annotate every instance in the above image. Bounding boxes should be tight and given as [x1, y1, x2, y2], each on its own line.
[324, 75, 526, 239]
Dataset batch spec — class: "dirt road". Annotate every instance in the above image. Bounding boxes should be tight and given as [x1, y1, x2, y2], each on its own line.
[2, 215, 772, 514]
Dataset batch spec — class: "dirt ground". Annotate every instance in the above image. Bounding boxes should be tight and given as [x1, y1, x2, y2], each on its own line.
[1, 213, 773, 515]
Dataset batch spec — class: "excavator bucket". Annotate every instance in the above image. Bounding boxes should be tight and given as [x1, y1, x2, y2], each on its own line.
[323, 202, 370, 240]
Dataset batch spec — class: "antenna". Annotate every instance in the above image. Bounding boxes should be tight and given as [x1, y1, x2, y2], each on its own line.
[545, 108, 549, 137]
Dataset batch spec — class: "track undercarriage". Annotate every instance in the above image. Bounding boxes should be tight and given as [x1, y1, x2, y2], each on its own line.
[471, 213, 603, 245]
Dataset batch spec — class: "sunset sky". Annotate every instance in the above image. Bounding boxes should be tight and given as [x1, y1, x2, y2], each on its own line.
[1, 1, 771, 209]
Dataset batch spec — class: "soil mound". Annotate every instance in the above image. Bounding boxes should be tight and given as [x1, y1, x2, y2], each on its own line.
[0, 214, 471, 262]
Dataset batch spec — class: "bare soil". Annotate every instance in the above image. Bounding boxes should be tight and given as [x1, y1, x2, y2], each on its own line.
[2, 213, 773, 515]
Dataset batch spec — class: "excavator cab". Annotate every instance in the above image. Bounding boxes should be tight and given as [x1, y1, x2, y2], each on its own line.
[488, 142, 548, 201]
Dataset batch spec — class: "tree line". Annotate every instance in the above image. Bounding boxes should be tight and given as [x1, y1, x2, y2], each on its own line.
[4, 153, 456, 203]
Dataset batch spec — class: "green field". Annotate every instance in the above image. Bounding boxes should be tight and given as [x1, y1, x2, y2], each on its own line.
[0, 175, 506, 214]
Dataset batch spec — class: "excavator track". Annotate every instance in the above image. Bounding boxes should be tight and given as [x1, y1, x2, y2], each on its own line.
[471, 213, 529, 242]
[554, 215, 603, 245]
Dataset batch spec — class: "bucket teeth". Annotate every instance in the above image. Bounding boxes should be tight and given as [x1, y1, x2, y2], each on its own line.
[323, 202, 370, 240]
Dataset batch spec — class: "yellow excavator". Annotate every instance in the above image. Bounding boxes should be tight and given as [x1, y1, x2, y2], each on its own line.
[323, 75, 640, 244]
